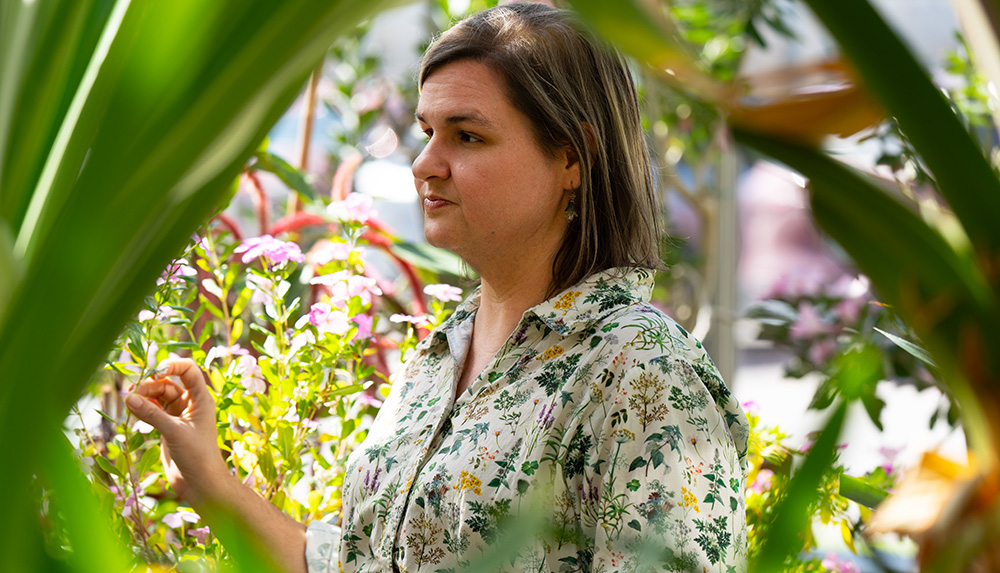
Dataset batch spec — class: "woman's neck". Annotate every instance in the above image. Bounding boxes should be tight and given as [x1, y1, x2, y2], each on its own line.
[474, 256, 554, 330]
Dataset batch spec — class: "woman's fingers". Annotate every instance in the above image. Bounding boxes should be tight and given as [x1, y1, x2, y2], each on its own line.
[125, 391, 178, 434]
[125, 358, 214, 432]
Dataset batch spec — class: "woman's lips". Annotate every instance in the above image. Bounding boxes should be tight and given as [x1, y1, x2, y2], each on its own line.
[423, 196, 452, 211]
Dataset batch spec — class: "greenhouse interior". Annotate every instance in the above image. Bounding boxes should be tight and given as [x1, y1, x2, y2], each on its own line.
[2, 0, 999, 571]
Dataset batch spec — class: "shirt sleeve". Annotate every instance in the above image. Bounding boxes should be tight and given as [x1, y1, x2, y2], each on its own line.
[589, 359, 747, 572]
[305, 520, 342, 573]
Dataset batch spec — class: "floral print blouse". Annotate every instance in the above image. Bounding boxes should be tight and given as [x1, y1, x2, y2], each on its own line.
[306, 268, 749, 572]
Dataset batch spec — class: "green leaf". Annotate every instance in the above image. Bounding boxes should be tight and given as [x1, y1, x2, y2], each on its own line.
[732, 128, 1000, 378]
[42, 433, 130, 572]
[251, 150, 316, 203]
[801, 0, 1000, 255]
[0, 0, 409, 569]
[138, 444, 160, 477]
[327, 382, 365, 398]
[752, 401, 847, 573]
[874, 326, 938, 369]
[838, 473, 890, 509]
[127, 430, 144, 452]
[388, 241, 466, 277]
[95, 455, 124, 479]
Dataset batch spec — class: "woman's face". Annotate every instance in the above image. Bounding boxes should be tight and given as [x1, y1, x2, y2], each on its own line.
[413, 59, 578, 274]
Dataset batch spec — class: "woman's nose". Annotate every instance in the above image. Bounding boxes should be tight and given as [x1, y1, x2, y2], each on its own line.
[411, 139, 449, 182]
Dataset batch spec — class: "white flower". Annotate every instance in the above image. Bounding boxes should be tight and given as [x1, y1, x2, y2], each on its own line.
[233, 355, 266, 395]
[132, 420, 155, 434]
[423, 283, 462, 302]
[390, 313, 431, 327]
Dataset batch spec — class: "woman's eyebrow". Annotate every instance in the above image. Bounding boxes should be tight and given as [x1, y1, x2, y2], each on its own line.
[415, 111, 496, 130]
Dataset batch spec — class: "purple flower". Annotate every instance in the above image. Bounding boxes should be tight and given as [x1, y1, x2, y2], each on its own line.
[121, 490, 143, 518]
[424, 283, 463, 302]
[537, 403, 555, 429]
[234, 235, 305, 266]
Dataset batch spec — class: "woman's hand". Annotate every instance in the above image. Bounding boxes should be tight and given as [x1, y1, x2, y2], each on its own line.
[126, 357, 308, 572]
[125, 357, 231, 507]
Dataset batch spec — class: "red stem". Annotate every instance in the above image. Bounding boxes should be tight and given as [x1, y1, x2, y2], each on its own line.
[245, 171, 270, 236]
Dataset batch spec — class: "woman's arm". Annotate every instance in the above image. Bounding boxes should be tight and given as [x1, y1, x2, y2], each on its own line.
[125, 357, 307, 573]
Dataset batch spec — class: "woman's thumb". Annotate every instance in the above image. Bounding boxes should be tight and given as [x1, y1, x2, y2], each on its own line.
[125, 393, 173, 434]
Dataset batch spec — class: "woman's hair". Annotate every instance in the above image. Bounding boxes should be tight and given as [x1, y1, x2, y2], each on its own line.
[419, 2, 663, 295]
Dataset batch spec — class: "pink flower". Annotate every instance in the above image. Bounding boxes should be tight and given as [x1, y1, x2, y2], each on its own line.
[878, 445, 903, 474]
[740, 400, 760, 415]
[424, 283, 463, 302]
[808, 338, 838, 365]
[748, 469, 773, 494]
[353, 314, 375, 340]
[233, 355, 266, 395]
[158, 259, 197, 286]
[188, 526, 211, 545]
[821, 552, 860, 573]
[308, 302, 350, 336]
[311, 271, 382, 306]
[789, 302, 833, 340]
[390, 313, 431, 327]
[234, 235, 305, 266]
[137, 309, 155, 322]
[163, 511, 200, 529]
[834, 297, 866, 324]
[328, 193, 377, 223]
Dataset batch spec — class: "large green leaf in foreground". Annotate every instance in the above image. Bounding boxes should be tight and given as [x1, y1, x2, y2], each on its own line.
[0, 0, 403, 569]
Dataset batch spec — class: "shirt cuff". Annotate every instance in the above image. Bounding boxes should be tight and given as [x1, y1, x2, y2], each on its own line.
[305, 520, 341, 573]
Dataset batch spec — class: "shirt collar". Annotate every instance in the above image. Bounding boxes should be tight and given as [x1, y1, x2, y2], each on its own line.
[527, 267, 655, 336]
[418, 267, 655, 351]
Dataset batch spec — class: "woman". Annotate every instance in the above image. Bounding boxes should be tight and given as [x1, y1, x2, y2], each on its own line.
[126, 3, 749, 572]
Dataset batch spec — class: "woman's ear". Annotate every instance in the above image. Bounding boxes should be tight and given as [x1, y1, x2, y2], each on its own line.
[562, 121, 597, 190]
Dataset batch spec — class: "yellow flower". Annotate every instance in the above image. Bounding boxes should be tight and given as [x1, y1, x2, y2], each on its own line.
[537, 345, 565, 361]
[680, 486, 700, 513]
[552, 291, 582, 311]
[456, 471, 482, 496]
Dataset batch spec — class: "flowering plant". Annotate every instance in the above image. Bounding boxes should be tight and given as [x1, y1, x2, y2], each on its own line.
[60, 172, 464, 568]
[745, 270, 954, 430]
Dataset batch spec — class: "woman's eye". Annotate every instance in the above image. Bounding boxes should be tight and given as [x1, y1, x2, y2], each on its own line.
[459, 132, 481, 143]
[422, 128, 433, 140]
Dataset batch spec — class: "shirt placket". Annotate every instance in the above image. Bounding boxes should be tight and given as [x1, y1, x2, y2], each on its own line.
[386, 313, 475, 570]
